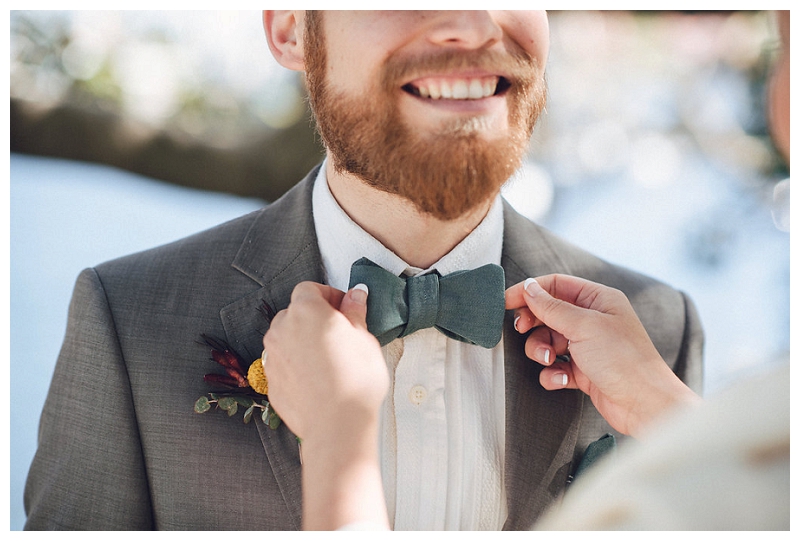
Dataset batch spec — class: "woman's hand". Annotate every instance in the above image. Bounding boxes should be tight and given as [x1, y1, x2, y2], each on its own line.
[506, 274, 699, 437]
[261, 281, 389, 530]
[262, 281, 388, 443]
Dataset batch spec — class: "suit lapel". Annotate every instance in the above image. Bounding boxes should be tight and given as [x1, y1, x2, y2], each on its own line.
[220, 167, 324, 530]
[500, 201, 585, 530]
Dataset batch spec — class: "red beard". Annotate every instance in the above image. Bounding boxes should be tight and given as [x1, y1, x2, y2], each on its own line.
[304, 12, 547, 221]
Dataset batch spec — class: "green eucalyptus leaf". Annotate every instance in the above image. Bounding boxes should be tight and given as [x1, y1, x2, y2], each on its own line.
[268, 407, 282, 430]
[217, 396, 236, 411]
[261, 407, 270, 424]
[226, 402, 239, 416]
[210, 393, 220, 401]
[235, 396, 253, 408]
[194, 396, 211, 413]
[268, 413, 281, 430]
[243, 405, 255, 424]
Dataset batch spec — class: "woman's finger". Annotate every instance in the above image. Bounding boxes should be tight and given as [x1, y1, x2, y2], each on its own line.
[539, 364, 579, 391]
[339, 284, 370, 331]
[524, 326, 570, 366]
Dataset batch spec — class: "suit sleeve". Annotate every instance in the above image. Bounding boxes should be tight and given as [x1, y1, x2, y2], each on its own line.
[673, 292, 704, 395]
[24, 268, 154, 530]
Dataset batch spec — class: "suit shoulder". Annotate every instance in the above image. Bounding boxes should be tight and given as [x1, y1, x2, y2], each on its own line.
[542, 226, 669, 291]
[503, 203, 701, 373]
[94, 208, 264, 279]
[92, 171, 317, 283]
[503, 204, 678, 297]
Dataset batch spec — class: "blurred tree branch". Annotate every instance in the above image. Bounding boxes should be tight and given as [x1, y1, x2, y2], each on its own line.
[10, 96, 324, 203]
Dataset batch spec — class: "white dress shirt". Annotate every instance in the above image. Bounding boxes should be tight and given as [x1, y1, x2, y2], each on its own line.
[312, 163, 508, 530]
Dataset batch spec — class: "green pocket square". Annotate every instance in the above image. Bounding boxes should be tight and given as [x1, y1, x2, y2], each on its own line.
[574, 433, 616, 480]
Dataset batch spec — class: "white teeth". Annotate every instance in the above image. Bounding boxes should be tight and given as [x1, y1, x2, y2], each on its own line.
[412, 76, 499, 101]
[469, 79, 484, 99]
[440, 80, 452, 99]
[452, 80, 469, 99]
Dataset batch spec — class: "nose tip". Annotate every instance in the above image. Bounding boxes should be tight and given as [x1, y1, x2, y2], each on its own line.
[426, 11, 503, 49]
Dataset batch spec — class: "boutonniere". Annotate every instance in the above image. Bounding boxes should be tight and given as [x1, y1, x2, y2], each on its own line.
[193, 335, 282, 428]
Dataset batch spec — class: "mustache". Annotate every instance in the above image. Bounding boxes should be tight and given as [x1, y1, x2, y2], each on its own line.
[380, 47, 538, 90]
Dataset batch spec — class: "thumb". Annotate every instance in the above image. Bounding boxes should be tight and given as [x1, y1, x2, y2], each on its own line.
[522, 278, 588, 338]
[339, 283, 370, 331]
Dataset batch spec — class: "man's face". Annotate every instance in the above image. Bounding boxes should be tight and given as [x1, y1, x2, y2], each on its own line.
[303, 11, 549, 221]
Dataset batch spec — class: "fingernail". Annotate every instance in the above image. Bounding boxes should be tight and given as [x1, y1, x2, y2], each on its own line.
[261, 349, 268, 370]
[537, 348, 551, 365]
[351, 283, 368, 305]
[552, 373, 568, 387]
[524, 277, 539, 296]
[514, 314, 521, 332]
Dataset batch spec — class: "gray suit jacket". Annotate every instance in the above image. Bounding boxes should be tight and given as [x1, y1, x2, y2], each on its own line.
[24, 166, 703, 530]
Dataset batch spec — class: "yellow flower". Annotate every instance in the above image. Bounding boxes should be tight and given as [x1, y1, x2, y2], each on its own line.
[247, 358, 269, 396]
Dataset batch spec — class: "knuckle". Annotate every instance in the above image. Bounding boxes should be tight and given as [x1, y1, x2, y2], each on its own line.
[608, 287, 627, 302]
[291, 281, 320, 303]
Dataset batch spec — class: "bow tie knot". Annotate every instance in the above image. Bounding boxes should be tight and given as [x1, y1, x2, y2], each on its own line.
[348, 257, 506, 348]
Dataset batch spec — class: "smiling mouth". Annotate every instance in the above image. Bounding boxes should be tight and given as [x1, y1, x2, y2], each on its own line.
[402, 75, 511, 100]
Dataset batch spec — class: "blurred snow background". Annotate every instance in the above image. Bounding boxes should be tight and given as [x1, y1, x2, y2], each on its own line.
[8, 10, 789, 530]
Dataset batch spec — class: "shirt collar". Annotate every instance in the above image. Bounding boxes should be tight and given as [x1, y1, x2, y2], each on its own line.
[312, 160, 504, 292]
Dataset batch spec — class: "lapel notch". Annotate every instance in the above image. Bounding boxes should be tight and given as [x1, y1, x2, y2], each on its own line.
[221, 167, 324, 359]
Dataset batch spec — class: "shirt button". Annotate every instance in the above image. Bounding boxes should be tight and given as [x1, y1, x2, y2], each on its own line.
[409, 385, 428, 405]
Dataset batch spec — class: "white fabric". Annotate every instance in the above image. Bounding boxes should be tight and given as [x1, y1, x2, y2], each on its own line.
[536, 363, 790, 530]
[312, 163, 508, 530]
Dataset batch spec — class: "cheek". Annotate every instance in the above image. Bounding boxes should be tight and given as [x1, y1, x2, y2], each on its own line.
[324, 46, 388, 96]
[321, 17, 404, 95]
[504, 11, 549, 67]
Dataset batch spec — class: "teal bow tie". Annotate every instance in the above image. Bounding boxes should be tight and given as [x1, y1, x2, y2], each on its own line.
[348, 257, 506, 348]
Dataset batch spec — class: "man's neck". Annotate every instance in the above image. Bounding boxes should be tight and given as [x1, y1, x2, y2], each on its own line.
[325, 159, 495, 270]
